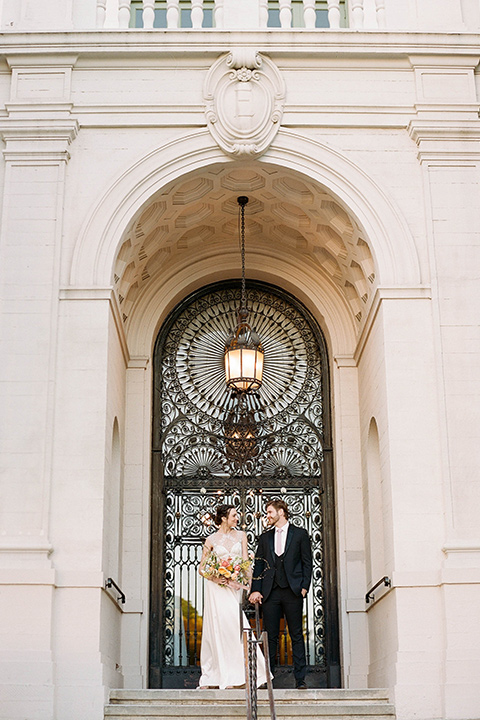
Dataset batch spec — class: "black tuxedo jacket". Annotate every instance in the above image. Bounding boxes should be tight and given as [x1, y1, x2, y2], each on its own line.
[251, 524, 312, 601]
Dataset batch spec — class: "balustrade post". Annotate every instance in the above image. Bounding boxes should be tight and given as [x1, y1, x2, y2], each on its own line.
[142, 0, 155, 27]
[375, 0, 386, 28]
[350, 0, 364, 28]
[279, 0, 292, 28]
[259, 0, 268, 28]
[303, 0, 316, 28]
[96, 0, 107, 26]
[103, 0, 120, 27]
[167, 0, 180, 27]
[214, 0, 224, 28]
[327, 0, 340, 28]
[118, 0, 131, 27]
[191, 0, 204, 28]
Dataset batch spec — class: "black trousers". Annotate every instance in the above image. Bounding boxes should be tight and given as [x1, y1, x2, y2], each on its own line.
[262, 585, 306, 682]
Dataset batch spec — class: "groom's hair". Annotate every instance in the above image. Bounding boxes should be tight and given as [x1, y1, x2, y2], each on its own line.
[266, 498, 289, 520]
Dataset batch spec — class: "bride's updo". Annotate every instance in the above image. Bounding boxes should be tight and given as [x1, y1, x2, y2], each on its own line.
[214, 504, 235, 526]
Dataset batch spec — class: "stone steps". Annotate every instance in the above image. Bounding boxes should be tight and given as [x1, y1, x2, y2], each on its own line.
[106, 689, 395, 720]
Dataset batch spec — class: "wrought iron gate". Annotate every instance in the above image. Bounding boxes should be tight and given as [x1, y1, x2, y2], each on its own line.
[149, 282, 340, 688]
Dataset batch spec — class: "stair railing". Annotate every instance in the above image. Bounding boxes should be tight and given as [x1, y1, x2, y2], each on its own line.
[242, 602, 276, 720]
[365, 575, 391, 604]
[105, 577, 126, 604]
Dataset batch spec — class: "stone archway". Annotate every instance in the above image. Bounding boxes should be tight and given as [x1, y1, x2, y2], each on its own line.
[67, 132, 423, 692]
[70, 129, 421, 297]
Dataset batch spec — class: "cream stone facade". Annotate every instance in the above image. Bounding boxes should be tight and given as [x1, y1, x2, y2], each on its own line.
[1, 1, 480, 719]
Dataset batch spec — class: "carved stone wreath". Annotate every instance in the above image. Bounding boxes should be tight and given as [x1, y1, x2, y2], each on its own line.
[203, 50, 285, 157]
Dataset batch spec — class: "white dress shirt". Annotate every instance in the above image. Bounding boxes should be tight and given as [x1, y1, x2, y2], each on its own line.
[275, 522, 289, 555]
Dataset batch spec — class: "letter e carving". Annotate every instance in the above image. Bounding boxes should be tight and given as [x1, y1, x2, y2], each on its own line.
[203, 51, 285, 158]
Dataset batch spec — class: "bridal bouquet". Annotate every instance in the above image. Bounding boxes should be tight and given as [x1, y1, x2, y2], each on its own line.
[203, 550, 252, 589]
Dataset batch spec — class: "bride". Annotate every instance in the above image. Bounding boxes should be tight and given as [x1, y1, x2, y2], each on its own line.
[198, 503, 269, 689]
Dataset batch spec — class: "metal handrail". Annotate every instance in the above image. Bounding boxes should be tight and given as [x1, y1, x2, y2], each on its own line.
[365, 576, 391, 604]
[242, 602, 276, 720]
[105, 577, 126, 604]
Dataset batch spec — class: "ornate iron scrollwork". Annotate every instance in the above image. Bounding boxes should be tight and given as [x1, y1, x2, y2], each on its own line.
[158, 286, 324, 479]
[153, 283, 332, 687]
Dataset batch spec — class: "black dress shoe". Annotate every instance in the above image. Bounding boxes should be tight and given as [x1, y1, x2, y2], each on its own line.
[295, 681, 307, 689]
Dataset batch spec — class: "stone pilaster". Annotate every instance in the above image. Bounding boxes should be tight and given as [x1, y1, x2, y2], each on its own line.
[0, 54, 77, 720]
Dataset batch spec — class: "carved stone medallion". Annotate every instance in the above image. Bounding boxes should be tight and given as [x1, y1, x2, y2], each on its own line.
[203, 50, 285, 158]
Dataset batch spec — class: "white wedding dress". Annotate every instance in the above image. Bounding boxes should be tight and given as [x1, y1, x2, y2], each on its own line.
[198, 532, 269, 689]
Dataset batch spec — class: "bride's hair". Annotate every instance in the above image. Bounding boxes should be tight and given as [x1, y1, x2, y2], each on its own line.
[214, 504, 235, 526]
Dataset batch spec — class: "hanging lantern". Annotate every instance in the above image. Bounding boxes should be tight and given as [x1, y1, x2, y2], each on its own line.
[224, 196, 264, 392]
[224, 309, 264, 392]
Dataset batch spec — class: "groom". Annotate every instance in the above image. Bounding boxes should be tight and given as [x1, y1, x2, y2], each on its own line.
[249, 499, 312, 689]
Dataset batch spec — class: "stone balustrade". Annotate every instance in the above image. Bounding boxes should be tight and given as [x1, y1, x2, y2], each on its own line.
[95, 0, 388, 30]
[1, 0, 474, 32]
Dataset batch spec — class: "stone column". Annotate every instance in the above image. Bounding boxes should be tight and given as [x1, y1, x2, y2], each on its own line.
[52, 290, 122, 718]
[355, 286, 444, 715]
[120, 358, 150, 688]
[333, 356, 369, 688]
[0, 55, 78, 720]
[408, 53, 480, 718]
[377, 292, 444, 720]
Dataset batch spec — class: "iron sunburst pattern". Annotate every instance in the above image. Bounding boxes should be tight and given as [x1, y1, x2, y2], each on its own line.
[158, 286, 324, 479]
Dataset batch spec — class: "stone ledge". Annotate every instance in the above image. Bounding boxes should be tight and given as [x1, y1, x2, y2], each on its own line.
[110, 689, 391, 703]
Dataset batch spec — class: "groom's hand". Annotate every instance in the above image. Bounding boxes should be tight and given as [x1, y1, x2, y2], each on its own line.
[301, 589, 307, 598]
[249, 592, 263, 604]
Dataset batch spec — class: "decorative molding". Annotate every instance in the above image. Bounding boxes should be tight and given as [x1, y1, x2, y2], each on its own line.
[128, 356, 150, 369]
[0, 118, 79, 163]
[443, 542, 480, 554]
[204, 51, 285, 157]
[5, 53, 79, 69]
[334, 355, 357, 368]
[2, 30, 480, 57]
[408, 119, 480, 163]
[355, 286, 432, 363]
[0, 537, 53, 554]
[59, 286, 130, 366]
[59, 287, 114, 300]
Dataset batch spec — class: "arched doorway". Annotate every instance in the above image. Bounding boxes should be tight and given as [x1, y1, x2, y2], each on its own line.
[149, 280, 340, 688]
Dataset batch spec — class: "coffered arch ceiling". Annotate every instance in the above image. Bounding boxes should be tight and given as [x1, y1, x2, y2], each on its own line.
[113, 163, 377, 330]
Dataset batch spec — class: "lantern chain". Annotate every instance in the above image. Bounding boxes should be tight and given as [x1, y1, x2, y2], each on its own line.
[238, 196, 248, 312]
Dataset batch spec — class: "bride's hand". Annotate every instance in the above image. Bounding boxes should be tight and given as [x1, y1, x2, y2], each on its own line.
[211, 576, 228, 586]
[226, 579, 249, 591]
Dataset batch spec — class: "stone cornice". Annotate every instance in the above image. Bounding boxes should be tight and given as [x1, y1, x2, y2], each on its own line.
[0, 118, 79, 139]
[408, 119, 480, 163]
[408, 120, 480, 142]
[0, 31, 480, 60]
[0, 118, 79, 163]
